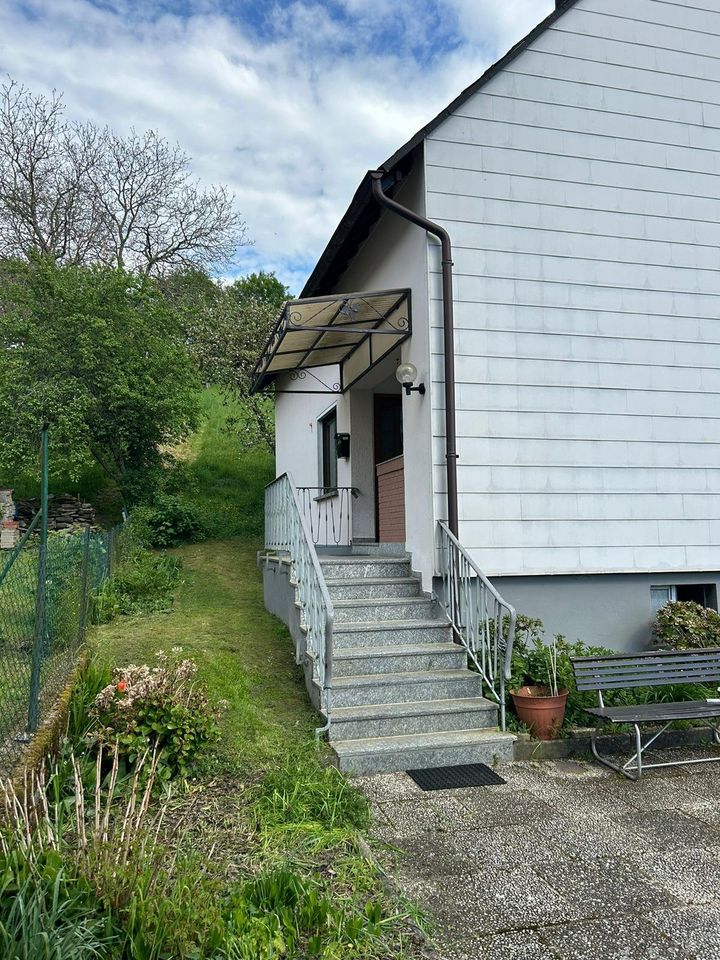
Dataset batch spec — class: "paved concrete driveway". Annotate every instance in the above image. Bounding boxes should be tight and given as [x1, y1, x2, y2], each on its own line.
[359, 749, 720, 960]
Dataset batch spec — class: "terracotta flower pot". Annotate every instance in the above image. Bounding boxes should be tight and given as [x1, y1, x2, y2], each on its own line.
[510, 685, 568, 741]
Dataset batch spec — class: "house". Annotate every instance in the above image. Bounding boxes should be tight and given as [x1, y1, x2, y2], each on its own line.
[254, 0, 720, 772]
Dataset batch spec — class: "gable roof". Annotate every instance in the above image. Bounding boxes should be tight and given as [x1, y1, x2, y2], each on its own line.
[301, 0, 581, 297]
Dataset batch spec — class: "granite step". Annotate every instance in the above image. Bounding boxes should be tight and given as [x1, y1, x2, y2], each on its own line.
[333, 642, 466, 677]
[330, 696, 498, 740]
[330, 669, 483, 707]
[330, 619, 453, 649]
[319, 557, 411, 580]
[332, 728, 516, 775]
[325, 577, 422, 600]
[333, 597, 440, 624]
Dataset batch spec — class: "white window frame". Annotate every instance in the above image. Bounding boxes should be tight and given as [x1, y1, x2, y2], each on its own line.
[318, 406, 338, 494]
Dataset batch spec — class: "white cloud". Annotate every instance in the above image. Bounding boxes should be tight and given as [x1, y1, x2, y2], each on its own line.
[0, 0, 553, 291]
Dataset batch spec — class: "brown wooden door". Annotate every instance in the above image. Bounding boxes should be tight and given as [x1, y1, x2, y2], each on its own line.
[374, 395, 405, 543]
[376, 456, 405, 542]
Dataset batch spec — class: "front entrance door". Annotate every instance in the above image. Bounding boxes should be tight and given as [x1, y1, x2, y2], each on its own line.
[374, 395, 405, 543]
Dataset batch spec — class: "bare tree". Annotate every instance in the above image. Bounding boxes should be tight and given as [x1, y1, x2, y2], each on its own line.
[0, 79, 99, 263]
[0, 78, 247, 273]
[87, 128, 246, 273]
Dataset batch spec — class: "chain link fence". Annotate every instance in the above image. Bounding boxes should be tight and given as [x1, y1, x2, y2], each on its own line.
[0, 520, 125, 775]
[0, 428, 126, 775]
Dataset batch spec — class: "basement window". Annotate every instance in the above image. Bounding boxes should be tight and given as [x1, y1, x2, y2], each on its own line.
[651, 583, 718, 616]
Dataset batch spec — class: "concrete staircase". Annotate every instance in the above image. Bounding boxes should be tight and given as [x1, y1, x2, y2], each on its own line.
[320, 553, 515, 775]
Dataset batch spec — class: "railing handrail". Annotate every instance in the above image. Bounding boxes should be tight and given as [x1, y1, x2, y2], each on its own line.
[284, 473, 335, 628]
[437, 519, 517, 730]
[264, 473, 334, 728]
[295, 485, 359, 496]
[437, 520, 512, 613]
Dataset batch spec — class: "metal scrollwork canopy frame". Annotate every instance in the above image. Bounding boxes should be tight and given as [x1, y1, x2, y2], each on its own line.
[250, 288, 412, 395]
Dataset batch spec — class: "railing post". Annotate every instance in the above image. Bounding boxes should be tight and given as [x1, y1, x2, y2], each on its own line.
[27, 422, 49, 734]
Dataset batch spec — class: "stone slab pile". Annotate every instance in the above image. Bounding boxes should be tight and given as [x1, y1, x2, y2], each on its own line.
[16, 495, 97, 533]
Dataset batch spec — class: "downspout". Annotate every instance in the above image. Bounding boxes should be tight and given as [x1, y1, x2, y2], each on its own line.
[370, 169, 459, 537]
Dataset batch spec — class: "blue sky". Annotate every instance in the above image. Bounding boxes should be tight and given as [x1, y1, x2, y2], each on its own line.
[0, 0, 552, 292]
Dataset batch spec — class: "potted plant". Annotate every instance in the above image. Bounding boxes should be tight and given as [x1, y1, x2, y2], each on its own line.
[510, 635, 568, 740]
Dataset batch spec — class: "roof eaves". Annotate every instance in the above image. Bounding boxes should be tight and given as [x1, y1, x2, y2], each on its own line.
[301, 0, 581, 297]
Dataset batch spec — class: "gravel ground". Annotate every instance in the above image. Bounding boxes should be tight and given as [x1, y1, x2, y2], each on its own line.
[357, 747, 720, 960]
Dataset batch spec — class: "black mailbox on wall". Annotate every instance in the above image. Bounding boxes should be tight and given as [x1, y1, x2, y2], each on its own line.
[335, 432, 350, 459]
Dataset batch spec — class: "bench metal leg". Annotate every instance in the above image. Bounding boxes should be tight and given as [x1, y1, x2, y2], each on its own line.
[591, 722, 643, 780]
[591, 721, 720, 780]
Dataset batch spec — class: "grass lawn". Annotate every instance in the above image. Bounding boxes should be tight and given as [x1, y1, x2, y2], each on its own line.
[170, 388, 274, 541]
[90, 536, 426, 958]
[2, 391, 425, 955]
[93, 537, 320, 770]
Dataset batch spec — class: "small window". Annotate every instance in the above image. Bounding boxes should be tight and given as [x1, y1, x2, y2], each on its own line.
[651, 585, 676, 617]
[319, 409, 338, 492]
[651, 583, 718, 616]
[677, 583, 718, 610]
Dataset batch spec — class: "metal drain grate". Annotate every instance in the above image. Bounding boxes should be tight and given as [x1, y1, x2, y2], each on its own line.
[407, 763, 506, 791]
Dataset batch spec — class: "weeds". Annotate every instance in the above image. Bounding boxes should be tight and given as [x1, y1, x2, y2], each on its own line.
[256, 759, 371, 834]
[92, 544, 181, 622]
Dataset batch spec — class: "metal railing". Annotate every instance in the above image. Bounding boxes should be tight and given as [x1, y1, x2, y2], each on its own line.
[295, 486, 358, 547]
[264, 474, 334, 730]
[436, 520, 517, 730]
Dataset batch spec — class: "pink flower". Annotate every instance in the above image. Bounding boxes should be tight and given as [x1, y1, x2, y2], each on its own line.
[117, 680, 127, 694]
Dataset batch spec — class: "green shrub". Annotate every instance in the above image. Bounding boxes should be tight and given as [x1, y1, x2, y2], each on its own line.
[507, 618, 612, 729]
[92, 546, 181, 622]
[653, 600, 720, 650]
[507, 614, 716, 735]
[91, 649, 221, 779]
[132, 494, 206, 548]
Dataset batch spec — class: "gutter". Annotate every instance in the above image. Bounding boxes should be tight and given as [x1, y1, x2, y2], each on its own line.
[370, 170, 459, 538]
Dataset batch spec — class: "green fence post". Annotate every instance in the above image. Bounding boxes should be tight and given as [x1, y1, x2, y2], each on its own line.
[27, 423, 49, 733]
[76, 526, 91, 645]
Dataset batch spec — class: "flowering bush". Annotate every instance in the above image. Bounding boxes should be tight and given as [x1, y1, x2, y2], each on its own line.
[653, 600, 720, 650]
[92, 649, 222, 779]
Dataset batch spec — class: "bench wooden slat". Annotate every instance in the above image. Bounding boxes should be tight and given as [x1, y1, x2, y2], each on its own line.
[573, 668, 720, 681]
[573, 656, 720, 670]
[575, 675, 718, 691]
[573, 667, 720, 685]
[586, 700, 720, 724]
[571, 648, 720, 691]
[571, 647, 720, 663]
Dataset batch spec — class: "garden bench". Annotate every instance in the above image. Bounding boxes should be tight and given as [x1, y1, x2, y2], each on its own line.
[570, 648, 720, 780]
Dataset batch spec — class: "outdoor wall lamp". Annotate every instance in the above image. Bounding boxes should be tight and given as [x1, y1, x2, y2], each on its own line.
[395, 362, 425, 396]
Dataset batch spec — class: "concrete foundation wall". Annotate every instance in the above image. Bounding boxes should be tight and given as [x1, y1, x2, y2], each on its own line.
[259, 555, 322, 711]
[486, 570, 720, 652]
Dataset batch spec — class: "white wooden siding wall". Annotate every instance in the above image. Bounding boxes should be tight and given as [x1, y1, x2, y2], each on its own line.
[424, 0, 720, 577]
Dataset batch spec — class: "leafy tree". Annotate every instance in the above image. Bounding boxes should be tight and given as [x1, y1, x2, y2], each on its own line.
[0, 256, 200, 500]
[0, 79, 247, 273]
[162, 268, 290, 450]
[227, 271, 290, 313]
